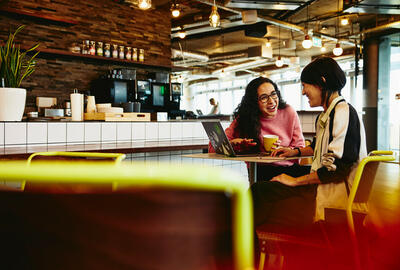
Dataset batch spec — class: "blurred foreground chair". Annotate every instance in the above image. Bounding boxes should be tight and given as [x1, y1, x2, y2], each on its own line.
[256, 150, 395, 270]
[0, 161, 254, 270]
[21, 151, 126, 191]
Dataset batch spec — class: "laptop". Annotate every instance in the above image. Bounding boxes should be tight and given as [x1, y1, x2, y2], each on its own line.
[202, 121, 266, 157]
[196, 109, 203, 116]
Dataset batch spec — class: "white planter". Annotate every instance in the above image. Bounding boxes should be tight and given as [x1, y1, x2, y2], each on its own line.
[0, 88, 26, 121]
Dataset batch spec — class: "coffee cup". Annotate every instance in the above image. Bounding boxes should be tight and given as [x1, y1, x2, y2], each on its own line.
[263, 135, 279, 153]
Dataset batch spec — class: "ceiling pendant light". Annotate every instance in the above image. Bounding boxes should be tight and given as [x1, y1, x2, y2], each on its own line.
[302, 35, 312, 49]
[302, 4, 312, 49]
[138, 0, 151, 10]
[171, 1, 180, 18]
[265, 39, 271, 48]
[275, 56, 284, 67]
[332, 0, 342, 56]
[341, 17, 349, 26]
[275, 26, 283, 67]
[177, 27, 186, 39]
[333, 42, 343, 56]
[209, 0, 220, 28]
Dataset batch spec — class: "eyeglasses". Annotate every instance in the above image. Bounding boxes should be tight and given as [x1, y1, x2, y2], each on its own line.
[258, 91, 278, 103]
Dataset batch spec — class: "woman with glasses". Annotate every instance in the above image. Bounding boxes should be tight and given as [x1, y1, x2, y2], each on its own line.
[208, 76, 308, 182]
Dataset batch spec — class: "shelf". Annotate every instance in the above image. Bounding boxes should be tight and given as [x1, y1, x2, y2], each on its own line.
[0, 7, 78, 26]
[30, 47, 171, 71]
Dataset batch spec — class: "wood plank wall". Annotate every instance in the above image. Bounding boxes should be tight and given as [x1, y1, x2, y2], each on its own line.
[0, 0, 171, 111]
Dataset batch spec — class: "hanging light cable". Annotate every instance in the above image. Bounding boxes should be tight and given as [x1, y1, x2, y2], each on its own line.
[333, 0, 343, 56]
[275, 27, 283, 67]
[209, 0, 220, 28]
[302, 4, 312, 49]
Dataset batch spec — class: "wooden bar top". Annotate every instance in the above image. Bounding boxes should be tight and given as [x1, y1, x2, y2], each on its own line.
[0, 139, 209, 160]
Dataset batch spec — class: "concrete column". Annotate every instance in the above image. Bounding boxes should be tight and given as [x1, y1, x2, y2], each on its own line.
[362, 38, 379, 152]
[377, 37, 391, 151]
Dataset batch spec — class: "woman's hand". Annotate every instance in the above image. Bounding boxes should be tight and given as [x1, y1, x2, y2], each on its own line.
[270, 147, 298, 157]
[271, 139, 281, 151]
[270, 173, 298, 186]
[230, 138, 257, 153]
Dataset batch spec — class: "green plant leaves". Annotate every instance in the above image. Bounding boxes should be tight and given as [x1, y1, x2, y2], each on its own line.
[0, 25, 40, 88]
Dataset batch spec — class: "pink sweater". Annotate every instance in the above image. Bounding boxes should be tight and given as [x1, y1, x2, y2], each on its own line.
[209, 105, 305, 166]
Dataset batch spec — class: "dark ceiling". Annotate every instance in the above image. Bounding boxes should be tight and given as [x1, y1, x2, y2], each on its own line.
[151, 0, 400, 82]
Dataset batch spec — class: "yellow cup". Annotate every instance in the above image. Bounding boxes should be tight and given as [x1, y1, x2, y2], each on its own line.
[263, 135, 279, 153]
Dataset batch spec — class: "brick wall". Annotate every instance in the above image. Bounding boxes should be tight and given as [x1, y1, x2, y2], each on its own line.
[0, 0, 171, 111]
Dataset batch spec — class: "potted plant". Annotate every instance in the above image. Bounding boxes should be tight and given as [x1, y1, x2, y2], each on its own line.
[0, 25, 39, 121]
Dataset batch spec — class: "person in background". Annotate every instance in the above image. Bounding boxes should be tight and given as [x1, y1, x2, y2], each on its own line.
[209, 98, 221, 115]
[251, 56, 367, 227]
[208, 77, 307, 182]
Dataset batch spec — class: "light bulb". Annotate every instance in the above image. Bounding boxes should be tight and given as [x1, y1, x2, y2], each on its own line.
[172, 9, 180, 17]
[275, 56, 283, 67]
[341, 17, 349, 26]
[138, 0, 151, 9]
[177, 30, 186, 39]
[209, 6, 220, 27]
[333, 43, 343, 56]
[321, 45, 326, 52]
[302, 35, 312, 49]
[266, 40, 271, 48]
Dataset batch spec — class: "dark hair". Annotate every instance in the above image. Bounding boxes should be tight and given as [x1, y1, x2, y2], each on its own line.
[301, 57, 346, 107]
[233, 77, 286, 143]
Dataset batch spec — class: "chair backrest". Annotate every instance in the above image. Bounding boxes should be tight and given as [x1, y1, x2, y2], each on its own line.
[22, 151, 126, 191]
[349, 151, 395, 206]
[26, 151, 126, 164]
[0, 161, 253, 270]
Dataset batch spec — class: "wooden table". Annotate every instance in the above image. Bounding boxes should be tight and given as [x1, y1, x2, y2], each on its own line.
[184, 153, 310, 185]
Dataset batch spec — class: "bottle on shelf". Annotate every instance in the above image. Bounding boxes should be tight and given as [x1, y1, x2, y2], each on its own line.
[126, 46, 132, 60]
[82, 40, 89, 54]
[132, 48, 138, 61]
[139, 49, 144, 62]
[119, 45, 125, 59]
[89, 41, 96, 55]
[112, 44, 118, 58]
[97, 41, 103, 56]
[104, 43, 111, 57]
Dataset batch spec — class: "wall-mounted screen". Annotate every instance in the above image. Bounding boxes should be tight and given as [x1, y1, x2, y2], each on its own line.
[137, 80, 151, 94]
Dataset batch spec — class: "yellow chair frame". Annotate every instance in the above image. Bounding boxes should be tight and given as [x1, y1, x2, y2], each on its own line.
[26, 151, 126, 165]
[256, 150, 395, 270]
[345, 150, 395, 270]
[0, 161, 254, 270]
[23, 151, 126, 190]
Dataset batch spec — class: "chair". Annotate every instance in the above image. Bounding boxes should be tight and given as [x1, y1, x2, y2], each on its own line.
[0, 161, 254, 270]
[21, 151, 126, 191]
[256, 151, 395, 270]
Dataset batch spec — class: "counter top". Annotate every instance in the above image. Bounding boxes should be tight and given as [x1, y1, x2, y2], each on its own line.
[0, 139, 209, 159]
